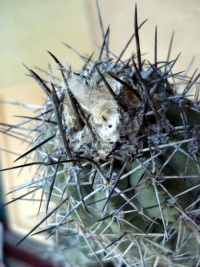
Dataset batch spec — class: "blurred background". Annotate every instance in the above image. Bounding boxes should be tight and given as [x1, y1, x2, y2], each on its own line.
[0, 0, 200, 265]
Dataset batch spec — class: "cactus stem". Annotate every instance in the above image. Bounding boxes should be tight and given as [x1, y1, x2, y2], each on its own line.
[174, 143, 200, 166]
[105, 232, 127, 250]
[79, 230, 105, 267]
[176, 183, 200, 199]
[160, 182, 200, 232]
[1, 4, 200, 265]
[47, 187, 102, 239]
[114, 187, 156, 224]
[130, 237, 145, 267]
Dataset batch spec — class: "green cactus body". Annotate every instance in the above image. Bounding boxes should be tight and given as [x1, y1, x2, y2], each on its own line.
[1, 5, 200, 267]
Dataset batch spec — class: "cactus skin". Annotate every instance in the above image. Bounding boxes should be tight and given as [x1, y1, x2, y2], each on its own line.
[1, 5, 200, 267]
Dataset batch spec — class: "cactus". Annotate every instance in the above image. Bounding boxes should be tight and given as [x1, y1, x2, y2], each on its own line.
[1, 4, 200, 267]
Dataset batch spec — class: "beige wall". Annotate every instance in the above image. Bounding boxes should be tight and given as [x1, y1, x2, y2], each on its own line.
[0, 0, 200, 240]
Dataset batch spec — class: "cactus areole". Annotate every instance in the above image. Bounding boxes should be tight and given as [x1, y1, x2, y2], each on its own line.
[1, 5, 200, 267]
